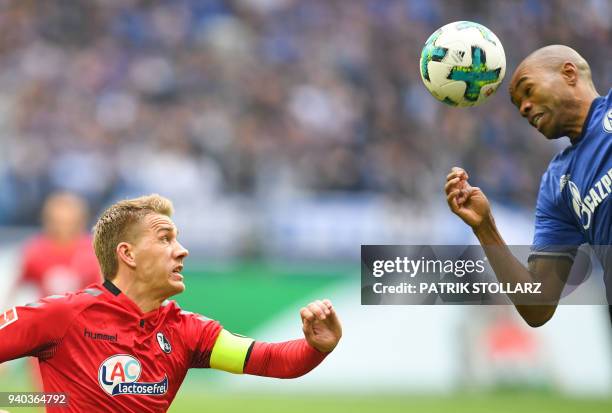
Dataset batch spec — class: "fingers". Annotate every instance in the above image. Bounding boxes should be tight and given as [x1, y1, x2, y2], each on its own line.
[447, 189, 460, 210]
[448, 185, 476, 208]
[301, 299, 342, 352]
[301, 299, 333, 322]
[311, 300, 330, 320]
[457, 187, 473, 205]
[300, 307, 315, 322]
[321, 299, 341, 328]
[447, 167, 469, 181]
[445, 168, 470, 207]
[444, 176, 460, 194]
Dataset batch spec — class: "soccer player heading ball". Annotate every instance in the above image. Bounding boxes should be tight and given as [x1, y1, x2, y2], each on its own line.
[0, 195, 342, 412]
[445, 45, 611, 326]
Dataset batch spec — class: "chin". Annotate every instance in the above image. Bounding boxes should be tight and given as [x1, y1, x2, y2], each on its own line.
[540, 116, 564, 140]
[166, 280, 186, 297]
[543, 127, 564, 140]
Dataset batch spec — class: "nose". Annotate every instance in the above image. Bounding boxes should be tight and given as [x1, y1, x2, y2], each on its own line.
[519, 100, 532, 117]
[175, 241, 189, 259]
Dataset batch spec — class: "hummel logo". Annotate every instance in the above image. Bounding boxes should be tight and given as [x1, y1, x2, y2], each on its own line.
[84, 328, 118, 342]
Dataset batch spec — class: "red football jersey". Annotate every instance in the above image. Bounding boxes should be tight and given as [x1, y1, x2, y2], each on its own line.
[20, 235, 101, 297]
[0, 281, 223, 412]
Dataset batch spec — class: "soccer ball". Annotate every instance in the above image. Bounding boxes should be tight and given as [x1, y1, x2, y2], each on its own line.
[420, 21, 506, 107]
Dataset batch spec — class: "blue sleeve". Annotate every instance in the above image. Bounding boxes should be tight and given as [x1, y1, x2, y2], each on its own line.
[531, 170, 585, 260]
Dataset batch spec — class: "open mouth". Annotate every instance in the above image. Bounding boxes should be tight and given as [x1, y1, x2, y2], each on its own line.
[530, 113, 544, 129]
[171, 265, 184, 281]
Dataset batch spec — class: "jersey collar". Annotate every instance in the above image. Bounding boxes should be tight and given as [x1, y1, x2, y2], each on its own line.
[572, 95, 603, 145]
[102, 279, 164, 322]
[103, 279, 121, 296]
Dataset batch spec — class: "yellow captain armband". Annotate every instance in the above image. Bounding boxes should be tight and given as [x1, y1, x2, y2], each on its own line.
[210, 329, 254, 374]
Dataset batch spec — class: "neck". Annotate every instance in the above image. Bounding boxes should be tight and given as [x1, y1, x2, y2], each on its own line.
[566, 88, 599, 140]
[111, 274, 165, 313]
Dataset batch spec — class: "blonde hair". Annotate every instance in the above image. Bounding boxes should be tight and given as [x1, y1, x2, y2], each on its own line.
[93, 194, 174, 280]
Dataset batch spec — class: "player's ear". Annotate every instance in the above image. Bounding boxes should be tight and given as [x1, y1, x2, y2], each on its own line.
[117, 242, 137, 269]
[560, 62, 578, 86]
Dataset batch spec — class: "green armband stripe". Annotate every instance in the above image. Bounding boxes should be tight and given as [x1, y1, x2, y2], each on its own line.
[210, 329, 254, 374]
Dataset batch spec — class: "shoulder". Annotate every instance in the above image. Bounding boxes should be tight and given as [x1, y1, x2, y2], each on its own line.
[545, 153, 566, 172]
[596, 88, 612, 131]
[32, 284, 107, 316]
[590, 88, 611, 114]
[539, 156, 566, 191]
[535, 157, 572, 211]
[159, 300, 217, 326]
[159, 300, 222, 343]
[584, 88, 612, 134]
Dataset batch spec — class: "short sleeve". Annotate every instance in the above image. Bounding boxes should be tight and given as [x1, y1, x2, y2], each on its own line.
[531, 170, 585, 260]
[180, 312, 223, 369]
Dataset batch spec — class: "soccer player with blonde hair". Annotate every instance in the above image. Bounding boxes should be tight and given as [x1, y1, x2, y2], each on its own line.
[0, 194, 342, 412]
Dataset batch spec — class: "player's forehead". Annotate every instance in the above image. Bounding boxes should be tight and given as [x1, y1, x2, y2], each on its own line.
[509, 63, 536, 104]
[509, 64, 528, 90]
[143, 213, 177, 234]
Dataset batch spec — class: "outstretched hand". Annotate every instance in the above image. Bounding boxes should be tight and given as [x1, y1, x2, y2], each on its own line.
[300, 299, 342, 353]
[445, 167, 492, 229]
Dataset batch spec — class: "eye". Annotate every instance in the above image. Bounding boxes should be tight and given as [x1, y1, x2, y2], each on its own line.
[525, 86, 532, 96]
[160, 235, 170, 242]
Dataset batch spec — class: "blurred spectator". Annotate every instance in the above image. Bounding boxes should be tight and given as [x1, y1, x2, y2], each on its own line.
[464, 307, 548, 390]
[0, 0, 608, 235]
[8, 192, 100, 391]
[17, 192, 101, 298]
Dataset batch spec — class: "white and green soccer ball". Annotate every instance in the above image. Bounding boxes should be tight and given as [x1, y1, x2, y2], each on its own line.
[420, 21, 506, 107]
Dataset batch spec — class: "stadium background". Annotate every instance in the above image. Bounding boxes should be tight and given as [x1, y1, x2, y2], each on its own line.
[0, 0, 611, 411]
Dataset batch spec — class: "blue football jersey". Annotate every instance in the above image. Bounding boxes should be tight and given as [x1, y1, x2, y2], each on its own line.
[531, 88, 612, 300]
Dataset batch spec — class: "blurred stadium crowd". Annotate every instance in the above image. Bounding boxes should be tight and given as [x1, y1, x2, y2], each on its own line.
[0, 0, 609, 236]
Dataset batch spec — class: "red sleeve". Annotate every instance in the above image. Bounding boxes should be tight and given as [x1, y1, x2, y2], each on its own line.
[181, 312, 223, 368]
[244, 339, 328, 379]
[0, 296, 75, 363]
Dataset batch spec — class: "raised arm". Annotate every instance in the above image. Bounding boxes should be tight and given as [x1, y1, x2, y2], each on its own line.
[445, 167, 572, 326]
[205, 299, 341, 378]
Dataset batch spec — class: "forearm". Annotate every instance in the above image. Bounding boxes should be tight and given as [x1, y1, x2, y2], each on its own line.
[474, 217, 559, 325]
[474, 217, 535, 285]
[244, 339, 328, 379]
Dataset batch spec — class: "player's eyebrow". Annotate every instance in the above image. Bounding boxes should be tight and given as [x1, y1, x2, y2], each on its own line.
[510, 76, 528, 106]
[514, 76, 528, 91]
[156, 225, 177, 235]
